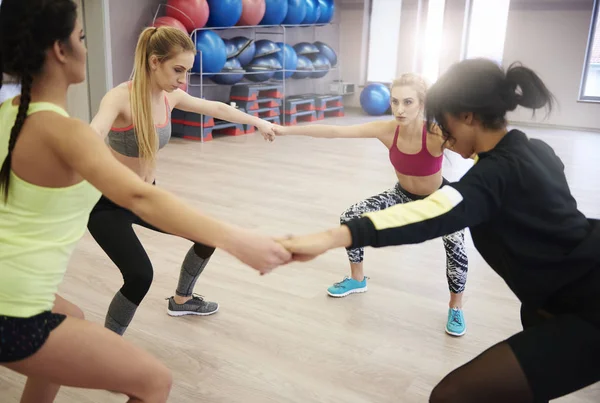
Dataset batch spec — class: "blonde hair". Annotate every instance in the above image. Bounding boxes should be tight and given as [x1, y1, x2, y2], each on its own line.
[391, 73, 429, 105]
[130, 26, 195, 164]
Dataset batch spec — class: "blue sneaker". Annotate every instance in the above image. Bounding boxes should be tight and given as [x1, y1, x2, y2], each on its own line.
[327, 276, 368, 297]
[446, 307, 466, 336]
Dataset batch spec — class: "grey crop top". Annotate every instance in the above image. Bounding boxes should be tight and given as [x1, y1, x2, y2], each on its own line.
[106, 95, 172, 158]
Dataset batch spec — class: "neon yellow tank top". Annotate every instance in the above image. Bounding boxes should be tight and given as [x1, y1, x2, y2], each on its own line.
[0, 98, 101, 318]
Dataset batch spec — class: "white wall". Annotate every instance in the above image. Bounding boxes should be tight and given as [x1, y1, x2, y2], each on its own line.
[338, 0, 468, 108]
[503, 0, 600, 130]
[109, 0, 162, 86]
[339, 5, 366, 107]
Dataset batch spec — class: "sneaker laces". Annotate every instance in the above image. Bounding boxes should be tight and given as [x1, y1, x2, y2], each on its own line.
[450, 308, 463, 326]
[333, 276, 351, 287]
[333, 276, 369, 288]
[190, 294, 205, 303]
[165, 294, 205, 304]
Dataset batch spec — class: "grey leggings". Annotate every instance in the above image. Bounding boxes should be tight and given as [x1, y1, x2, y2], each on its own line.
[340, 182, 468, 294]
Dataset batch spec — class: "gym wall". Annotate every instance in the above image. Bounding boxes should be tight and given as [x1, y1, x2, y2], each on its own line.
[504, 0, 600, 131]
[108, 0, 163, 86]
[107, 0, 341, 105]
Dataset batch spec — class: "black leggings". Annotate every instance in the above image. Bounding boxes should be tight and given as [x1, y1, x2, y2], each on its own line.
[429, 269, 600, 402]
[87, 194, 215, 305]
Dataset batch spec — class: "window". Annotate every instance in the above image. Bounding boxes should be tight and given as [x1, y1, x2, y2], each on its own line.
[580, 0, 600, 101]
[366, 0, 402, 83]
[421, 0, 446, 83]
[462, 0, 511, 65]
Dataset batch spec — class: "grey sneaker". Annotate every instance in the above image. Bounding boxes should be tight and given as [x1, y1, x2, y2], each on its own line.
[167, 294, 219, 317]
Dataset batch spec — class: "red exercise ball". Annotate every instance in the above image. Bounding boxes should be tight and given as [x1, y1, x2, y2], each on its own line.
[166, 0, 210, 33]
[237, 0, 266, 26]
[153, 16, 187, 34]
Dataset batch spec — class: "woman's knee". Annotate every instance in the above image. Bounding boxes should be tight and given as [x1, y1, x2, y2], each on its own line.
[340, 205, 361, 224]
[122, 266, 154, 304]
[429, 378, 462, 403]
[139, 362, 173, 402]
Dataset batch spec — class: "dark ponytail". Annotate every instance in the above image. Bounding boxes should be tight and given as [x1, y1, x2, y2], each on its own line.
[505, 62, 554, 112]
[425, 58, 555, 145]
[0, 73, 32, 201]
[0, 0, 77, 202]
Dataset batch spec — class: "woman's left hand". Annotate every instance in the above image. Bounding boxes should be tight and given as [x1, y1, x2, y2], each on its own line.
[257, 121, 276, 142]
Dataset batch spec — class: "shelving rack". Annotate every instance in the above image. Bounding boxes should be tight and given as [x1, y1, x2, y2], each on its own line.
[153, 5, 343, 142]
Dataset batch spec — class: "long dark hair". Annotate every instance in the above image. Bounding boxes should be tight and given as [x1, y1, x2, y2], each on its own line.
[425, 58, 555, 147]
[0, 0, 77, 201]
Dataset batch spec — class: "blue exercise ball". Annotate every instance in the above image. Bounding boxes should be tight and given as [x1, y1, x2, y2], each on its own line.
[308, 53, 330, 78]
[206, 0, 243, 27]
[273, 42, 298, 79]
[282, 0, 307, 24]
[211, 58, 245, 85]
[293, 42, 319, 55]
[316, 0, 334, 24]
[192, 30, 228, 75]
[314, 41, 337, 66]
[360, 83, 391, 116]
[292, 55, 314, 79]
[302, 0, 321, 24]
[222, 39, 238, 59]
[260, 0, 288, 25]
[254, 39, 281, 57]
[230, 36, 255, 67]
[246, 55, 282, 82]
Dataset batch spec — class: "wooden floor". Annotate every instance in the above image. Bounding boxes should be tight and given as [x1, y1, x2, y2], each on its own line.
[2, 112, 600, 402]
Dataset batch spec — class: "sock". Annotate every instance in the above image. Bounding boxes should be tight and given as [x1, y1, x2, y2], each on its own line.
[104, 291, 138, 336]
[175, 244, 214, 298]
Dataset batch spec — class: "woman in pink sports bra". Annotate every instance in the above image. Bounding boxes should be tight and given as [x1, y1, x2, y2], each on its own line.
[274, 74, 469, 336]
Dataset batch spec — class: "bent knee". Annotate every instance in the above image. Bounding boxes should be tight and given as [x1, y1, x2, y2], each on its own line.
[430, 379, 462, 403]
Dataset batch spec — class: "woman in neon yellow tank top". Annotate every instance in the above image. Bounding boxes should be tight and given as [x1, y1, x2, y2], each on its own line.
[0, 1, 291, 402]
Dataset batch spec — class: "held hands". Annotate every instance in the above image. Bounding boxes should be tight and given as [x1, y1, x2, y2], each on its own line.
[227, 226, 352, 275]
[278, 226, 353, 263]
[257, 120, 276, 142]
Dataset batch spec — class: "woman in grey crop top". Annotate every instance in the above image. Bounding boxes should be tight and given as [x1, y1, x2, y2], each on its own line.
[88, 26, 279, 337]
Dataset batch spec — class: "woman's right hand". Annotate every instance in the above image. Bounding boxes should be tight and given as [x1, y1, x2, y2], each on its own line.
[222, 228, 293, 274]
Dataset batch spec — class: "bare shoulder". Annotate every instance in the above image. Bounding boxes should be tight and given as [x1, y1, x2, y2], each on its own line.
[369, 119, 398, 138]
[167, 88, 187, 104]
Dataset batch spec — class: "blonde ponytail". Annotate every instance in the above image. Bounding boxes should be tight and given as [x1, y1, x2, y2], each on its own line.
[130, 26, 195, 165]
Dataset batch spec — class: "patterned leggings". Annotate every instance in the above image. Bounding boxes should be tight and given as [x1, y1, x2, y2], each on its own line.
[340, 182, 468, 294]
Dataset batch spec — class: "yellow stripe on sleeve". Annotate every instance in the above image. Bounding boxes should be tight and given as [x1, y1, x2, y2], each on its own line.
[363, 185, 464, 230]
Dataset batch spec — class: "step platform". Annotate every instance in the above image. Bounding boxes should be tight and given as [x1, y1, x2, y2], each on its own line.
[282, 96, 316, 114]
[246, 106, 280, 119]
[172, 122, 212, 141]
[283, 110, 318, 126]
[289, 94, 343, 110]
[206, 120, 246, 138]
[230, 84, 283, 101]
[316, 106, 345, 120]
[233, 97, 282, 111]
[171, 108, 215, 128]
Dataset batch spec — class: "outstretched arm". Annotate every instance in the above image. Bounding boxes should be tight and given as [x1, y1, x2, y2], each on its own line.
[280, 155, 508, 258]
[47, 114, 291, 273]
[171, 89, 275, 141]
[274, 120, 394, 139]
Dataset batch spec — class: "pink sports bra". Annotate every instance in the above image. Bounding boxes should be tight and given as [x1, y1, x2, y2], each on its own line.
[389, 124, 443, 177]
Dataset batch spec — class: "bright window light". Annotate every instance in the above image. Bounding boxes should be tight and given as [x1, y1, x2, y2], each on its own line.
[366, 0, 402, 82]
[465, 0, 511, 64]
[422, 0, 446, 83]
